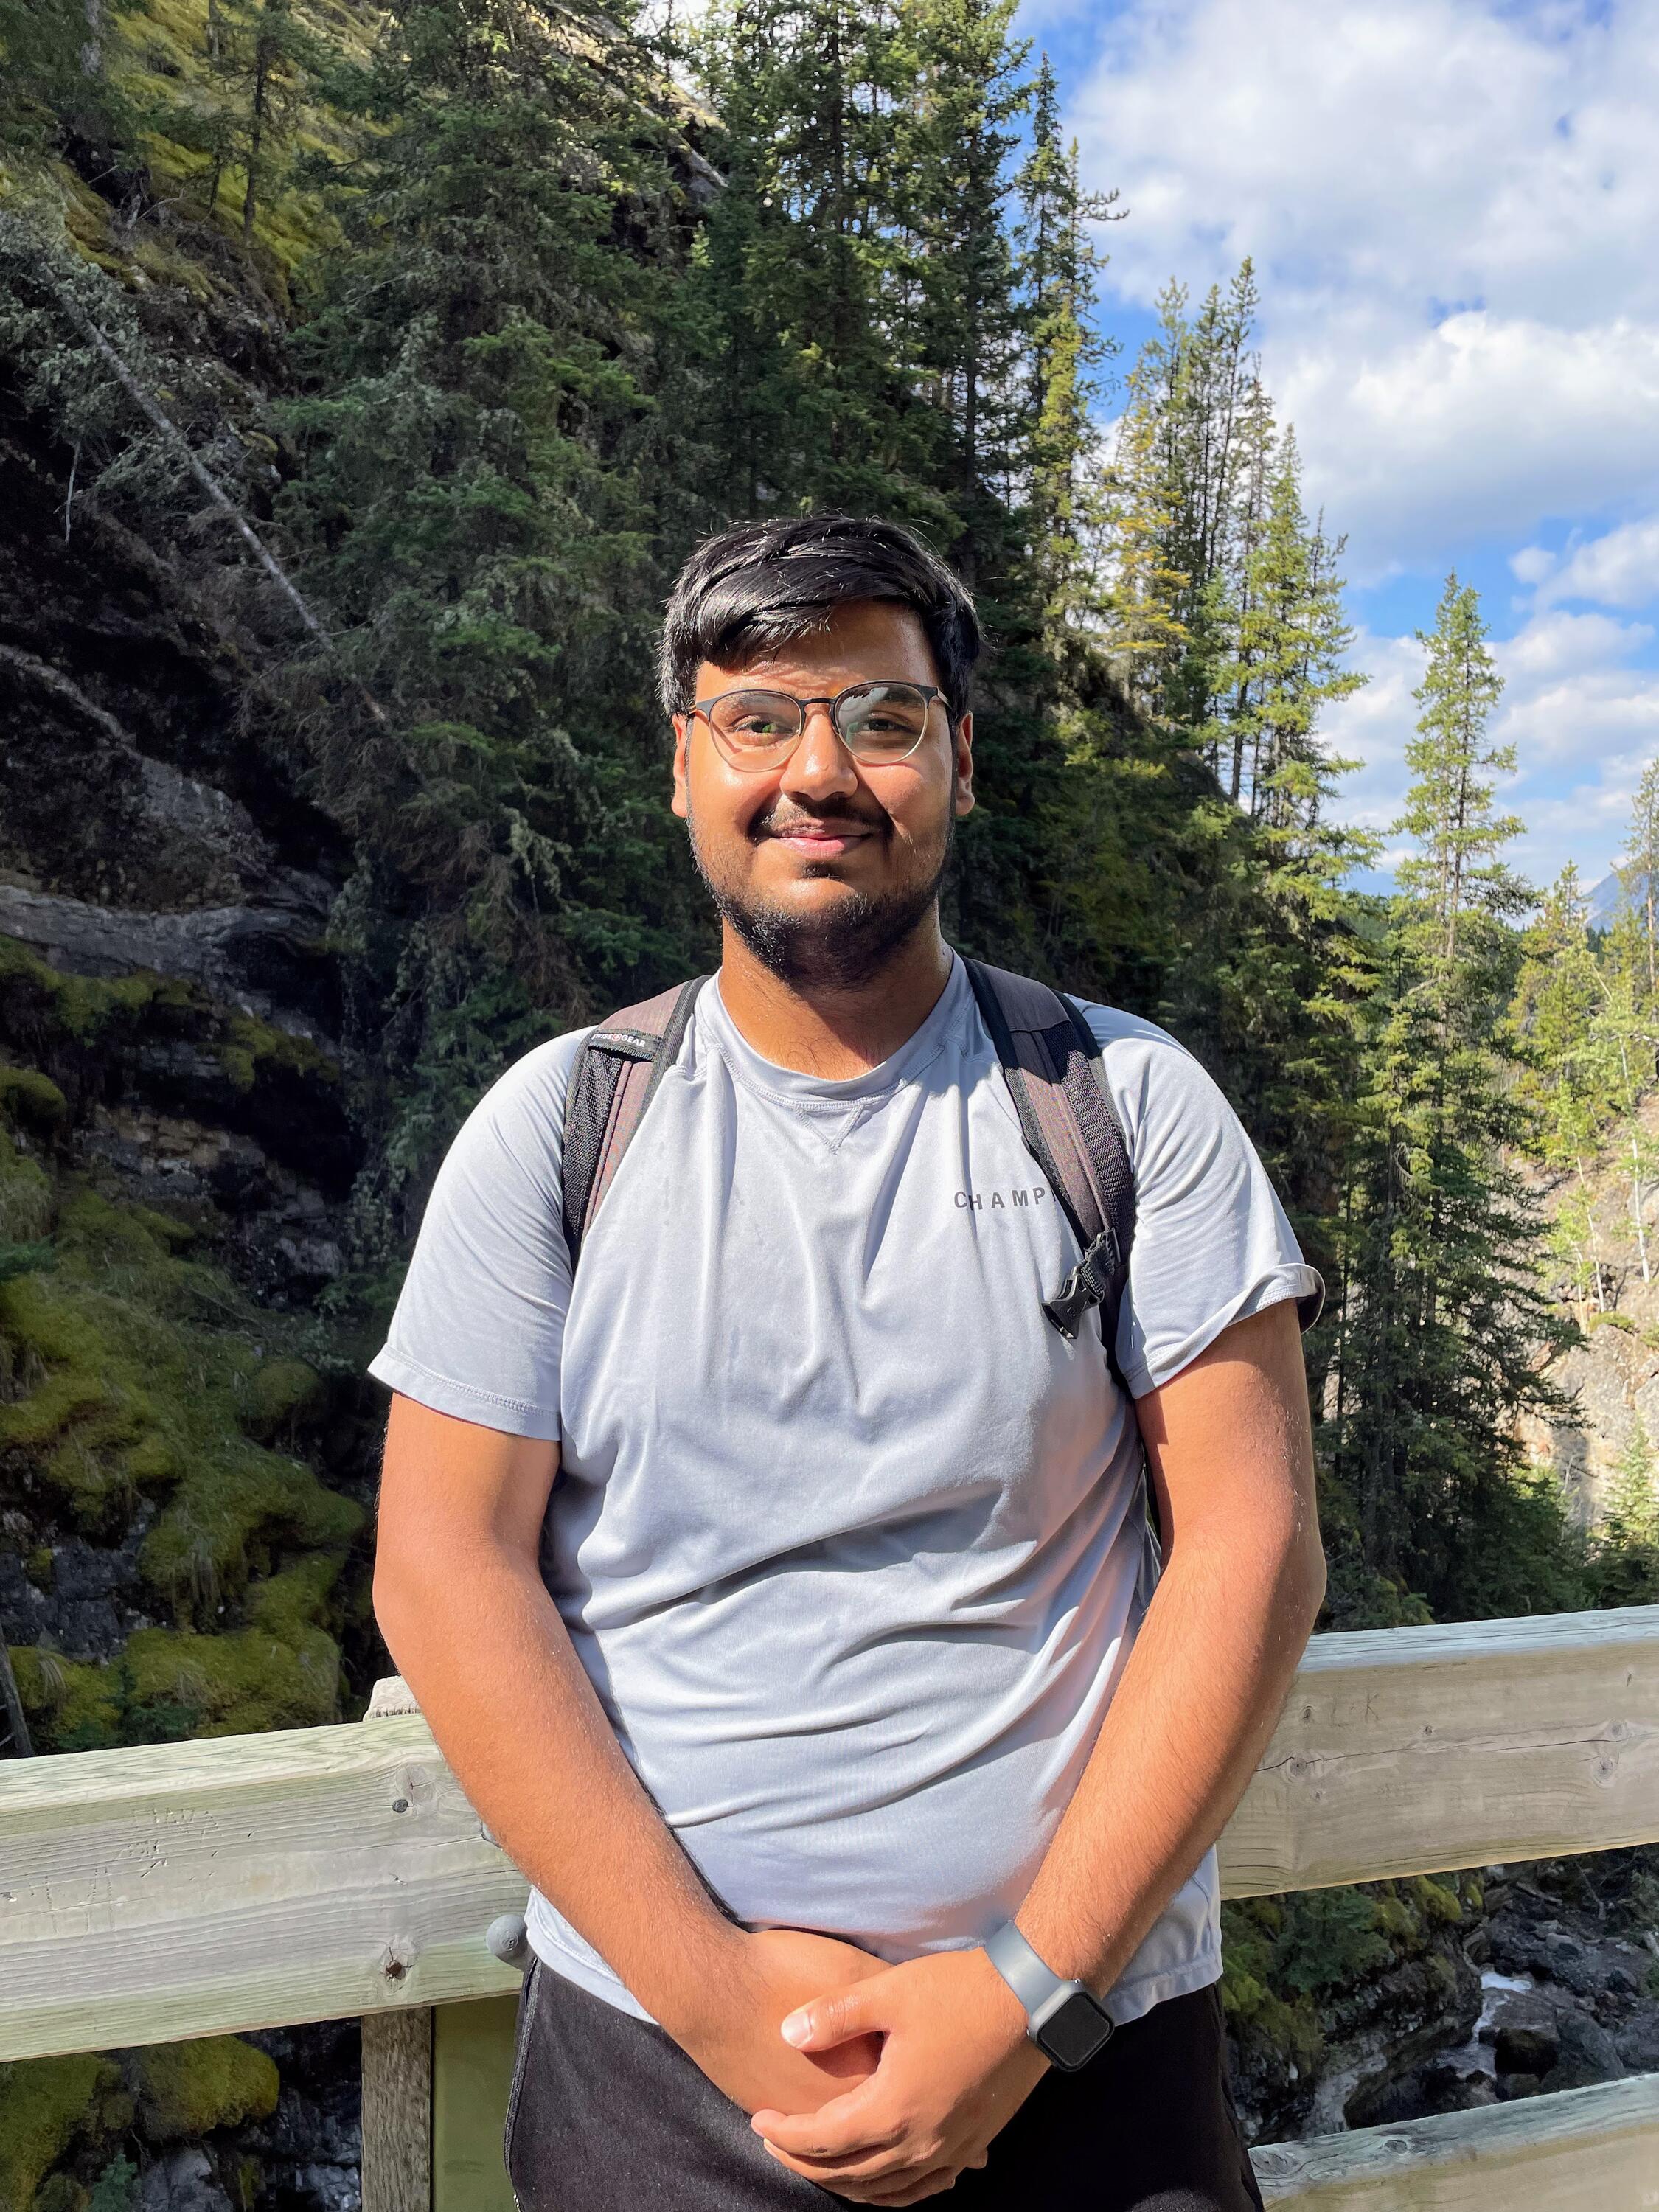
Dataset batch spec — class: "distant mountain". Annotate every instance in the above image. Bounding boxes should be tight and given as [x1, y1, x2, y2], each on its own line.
[1587, 868, 1653, 928]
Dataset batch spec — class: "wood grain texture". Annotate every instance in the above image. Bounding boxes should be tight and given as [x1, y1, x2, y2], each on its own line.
[361, 2006, 432, 2212]
[1251, 2071, 1659, 2209]
[2, 1609, 1656, 2063]
[1221, 1605, 1659, 1898]
[0, 1714, 526, 2061]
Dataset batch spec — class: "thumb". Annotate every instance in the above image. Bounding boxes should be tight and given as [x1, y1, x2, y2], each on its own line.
[780, 1977, 889, 2051]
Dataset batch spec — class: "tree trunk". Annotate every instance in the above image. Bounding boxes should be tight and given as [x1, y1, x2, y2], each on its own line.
[243, 37, 269, 239]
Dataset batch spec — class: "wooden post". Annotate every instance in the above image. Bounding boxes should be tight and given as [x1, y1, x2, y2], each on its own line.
[361, 2006, 433, 2212]
[432, 1998, 520, 2212]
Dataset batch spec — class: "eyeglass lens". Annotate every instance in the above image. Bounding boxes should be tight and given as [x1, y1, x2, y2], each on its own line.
[707, 683, 932, 761]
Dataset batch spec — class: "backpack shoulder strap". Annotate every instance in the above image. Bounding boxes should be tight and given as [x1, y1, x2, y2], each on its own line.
[561, 976, 709, 1269]
[961, 959, 1136, 1382]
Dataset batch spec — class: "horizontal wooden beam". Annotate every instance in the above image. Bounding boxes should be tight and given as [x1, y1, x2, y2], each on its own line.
[1251, 2071, 1659, 2209]
[2, 1606, 1656, 2062]
[0, 1714, 526, 2061]
[1220, 1604, 1659, 1898]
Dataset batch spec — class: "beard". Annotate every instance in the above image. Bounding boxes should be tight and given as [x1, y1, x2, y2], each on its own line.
[688, 801, 954, 992]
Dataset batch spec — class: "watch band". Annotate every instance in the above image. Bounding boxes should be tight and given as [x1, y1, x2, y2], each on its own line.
[982, 1921, 1116, 2070]
[983, 1920, 1071, 2020]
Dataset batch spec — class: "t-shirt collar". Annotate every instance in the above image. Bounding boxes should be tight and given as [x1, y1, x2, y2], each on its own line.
[701, 950, 968, 1105]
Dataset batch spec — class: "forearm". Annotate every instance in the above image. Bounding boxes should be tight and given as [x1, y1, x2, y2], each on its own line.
[374, 1532, 742, 2042]
[1017, 1515, 1323, 1995]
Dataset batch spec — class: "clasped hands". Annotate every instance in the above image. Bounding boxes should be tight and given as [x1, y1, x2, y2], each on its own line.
[680, 1927, 1050, 2206]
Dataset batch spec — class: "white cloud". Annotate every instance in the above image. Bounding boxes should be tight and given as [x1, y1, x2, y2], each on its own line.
[1275, 315, 1659, 571]
[1499, 611, 1655, 682]
[1539, 514, 1659, 609]
[1068, 0, 1659, 574]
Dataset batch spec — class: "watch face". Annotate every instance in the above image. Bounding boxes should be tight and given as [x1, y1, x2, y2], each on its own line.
[1037, 1992, 1115, 2073]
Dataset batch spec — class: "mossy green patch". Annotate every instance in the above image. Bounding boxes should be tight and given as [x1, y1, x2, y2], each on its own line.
[1, 1183, 359, 1579]
[0, 1065, 68, 1134]
[218, 1012, 339, 1099]
[130, 2037, 278, 2143]
[241, 1357, 324, 1439]
[141, 1445, 358, 1620]
[0, 2055, 131, 2212]
[124, 1621, 344, 1733]
[7, 1647, 124, 1748]
[36, 2171, 91, 2212]
[0, 1107, 361, 1747]
[0, 934, 190, 1046]
[1410, 1874, 1464, 1925]
[0, 1129, 54, 1242]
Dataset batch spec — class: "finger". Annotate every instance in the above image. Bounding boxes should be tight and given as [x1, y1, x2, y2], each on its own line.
[761, 2137, 917, 2185]
[844, 2169, 959, 2207]
[780, 1978, 889, 2051]
[750, 2081, 897, 2157]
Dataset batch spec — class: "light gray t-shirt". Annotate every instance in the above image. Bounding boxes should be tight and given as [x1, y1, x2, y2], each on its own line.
[369, 954, 1321, 2025]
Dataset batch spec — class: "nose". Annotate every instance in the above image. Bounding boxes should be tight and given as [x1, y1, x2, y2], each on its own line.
[779, 701, 860, 805]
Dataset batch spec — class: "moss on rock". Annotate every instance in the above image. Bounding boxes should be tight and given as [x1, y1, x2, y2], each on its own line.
[129, 2039, 278, 2144]
[0, 2056, 131, 2212]
[124, 1622, 344, 1734]
[6, 1647, 124, 1747]
[218, 1014, 339, 1100]
[240, 1357, 325, 1440]
[0, 1182, 360, 1577]
[0, 1129, 55, 1244]
[0, 1065, 68, 1135]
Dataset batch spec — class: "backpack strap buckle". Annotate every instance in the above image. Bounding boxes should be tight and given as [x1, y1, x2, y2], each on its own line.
[1042, 1228, 1120, 1343]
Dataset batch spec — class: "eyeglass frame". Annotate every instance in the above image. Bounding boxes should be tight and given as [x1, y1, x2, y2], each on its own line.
[684, 680, 956, 770]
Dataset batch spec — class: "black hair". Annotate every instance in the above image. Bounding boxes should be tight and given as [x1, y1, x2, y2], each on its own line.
[657, 511, 983, 724]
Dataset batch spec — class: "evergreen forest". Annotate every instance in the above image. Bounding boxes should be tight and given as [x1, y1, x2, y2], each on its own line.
[1, 0, 1658, 2203]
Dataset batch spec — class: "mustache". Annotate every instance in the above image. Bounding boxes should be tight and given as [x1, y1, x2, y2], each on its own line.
[751, 798, 891, 840]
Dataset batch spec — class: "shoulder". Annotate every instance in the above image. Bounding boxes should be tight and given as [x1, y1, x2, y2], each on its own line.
[1068, 1000, 1226, 1134]
[438, 1025, 597, 1186]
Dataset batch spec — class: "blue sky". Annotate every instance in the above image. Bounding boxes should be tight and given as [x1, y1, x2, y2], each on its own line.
[1019, 0, 1659, 895]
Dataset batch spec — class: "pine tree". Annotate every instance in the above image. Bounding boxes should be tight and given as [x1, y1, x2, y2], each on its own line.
[1015, 53, 1118, 635]
[205, 0, 317, 237]
[892, 0, 1031, 581]
[1618, 755, 1659, 998]
[689, 0, 949, 530]
[1595, 904, 1659, 1283]
[1326, 579, 1578, 1619]
[1592, 1418, 1659, 1605]
[278, 0, 695, 1238]
[1394, 574, 1523, 968]
[1225, 432, 1366, 826]
[1514, 865, 1613, 1307]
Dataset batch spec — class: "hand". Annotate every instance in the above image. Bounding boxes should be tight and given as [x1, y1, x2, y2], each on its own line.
[751, 1947, 1050, 2205]
[675, 1927, 888, 2121]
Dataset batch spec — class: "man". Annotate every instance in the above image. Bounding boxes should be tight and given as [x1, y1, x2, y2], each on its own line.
[369, 512, 1326, 2211]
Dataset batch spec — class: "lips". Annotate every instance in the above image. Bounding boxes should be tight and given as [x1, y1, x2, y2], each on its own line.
[775, 828, 869, 853]
[759, 817, 880, 852]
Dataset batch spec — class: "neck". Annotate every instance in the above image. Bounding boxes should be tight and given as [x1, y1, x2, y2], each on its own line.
[716, 914, 954, 1077]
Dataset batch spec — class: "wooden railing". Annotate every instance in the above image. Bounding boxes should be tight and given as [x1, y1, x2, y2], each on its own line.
[4, 1607, 1658, 2209]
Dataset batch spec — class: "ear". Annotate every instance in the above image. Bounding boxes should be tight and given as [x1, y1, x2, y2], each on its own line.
[953, 710, 975, 819]
[671, 715, 690, 821]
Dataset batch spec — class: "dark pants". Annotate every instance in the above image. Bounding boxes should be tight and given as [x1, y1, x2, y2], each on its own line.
[504, 1960, 1265, 2211]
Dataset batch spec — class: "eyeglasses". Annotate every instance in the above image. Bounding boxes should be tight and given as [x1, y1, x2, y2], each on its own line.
[687, 681, 950, 770]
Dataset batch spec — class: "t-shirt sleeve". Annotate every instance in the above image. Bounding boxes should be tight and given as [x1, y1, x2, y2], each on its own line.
[1080, 1005, 1326, 1399]
[366, 1029, 591, 1439]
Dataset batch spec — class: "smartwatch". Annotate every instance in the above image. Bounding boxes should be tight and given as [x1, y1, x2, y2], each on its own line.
[982, 1921, 1115, 2072]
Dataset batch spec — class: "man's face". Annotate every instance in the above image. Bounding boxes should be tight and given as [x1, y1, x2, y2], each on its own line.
[671, 600, 975, 987]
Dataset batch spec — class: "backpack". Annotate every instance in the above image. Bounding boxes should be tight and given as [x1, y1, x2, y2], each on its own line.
[560, 959, 1138, 1390]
